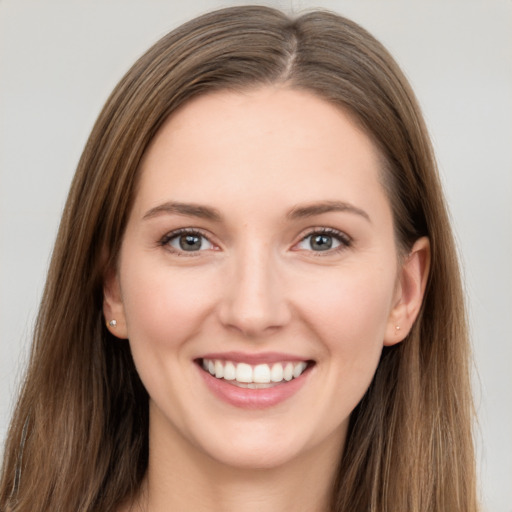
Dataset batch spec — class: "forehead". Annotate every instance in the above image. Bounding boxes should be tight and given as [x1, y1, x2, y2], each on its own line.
[135, 86, 388, 218]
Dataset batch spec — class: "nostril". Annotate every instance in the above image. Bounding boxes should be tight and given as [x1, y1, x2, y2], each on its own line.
[217, 302, 292, 337]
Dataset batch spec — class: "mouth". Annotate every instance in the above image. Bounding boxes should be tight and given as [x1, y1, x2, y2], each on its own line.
[196, 357, 315, 389]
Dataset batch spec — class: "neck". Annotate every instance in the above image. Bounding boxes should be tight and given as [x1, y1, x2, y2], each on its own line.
[129, 410, 345, 512]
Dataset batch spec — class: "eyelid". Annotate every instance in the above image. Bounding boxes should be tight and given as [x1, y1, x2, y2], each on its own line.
[293, 227, 352, 254]
[159, 227, 218, 255]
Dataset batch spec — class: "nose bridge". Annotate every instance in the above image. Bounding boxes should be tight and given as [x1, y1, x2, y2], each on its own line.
[219, 236, 289, 336]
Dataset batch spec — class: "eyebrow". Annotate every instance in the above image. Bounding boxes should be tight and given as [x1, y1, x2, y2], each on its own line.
[143, 201, 223, 222]
[287, 200, 371, 223]
[142, 199, 371, 224]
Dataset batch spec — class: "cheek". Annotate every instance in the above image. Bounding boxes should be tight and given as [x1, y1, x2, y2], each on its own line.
[298, 263, 396, 361]
[118, 261, 220, 420]
[313, 268, 395, 412]
[120, 261, 218, 349]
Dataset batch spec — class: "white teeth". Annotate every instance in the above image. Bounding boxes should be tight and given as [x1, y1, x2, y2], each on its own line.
[293, 361, 307, 378]
[236, 363, 253, 383]
[270, 363, 284, 382]
[270, 363, 283, 382]
[253, 364, 271, 383]
[201, 359, 309, 385]
[283, 362, 293, 381]
[224, 361, 236, 381]
[214, 360, 224, 379]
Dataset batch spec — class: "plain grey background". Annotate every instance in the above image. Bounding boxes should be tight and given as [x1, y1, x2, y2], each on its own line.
[1, 1, 511, 510]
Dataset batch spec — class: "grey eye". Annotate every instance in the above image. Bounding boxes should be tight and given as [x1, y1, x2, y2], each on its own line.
[296, 231, 345, 252]
[310, 234, 335, 251]
[168, 233, 213, 252]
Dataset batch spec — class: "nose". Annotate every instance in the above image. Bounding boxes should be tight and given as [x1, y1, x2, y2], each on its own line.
[217, 243, 291, 337]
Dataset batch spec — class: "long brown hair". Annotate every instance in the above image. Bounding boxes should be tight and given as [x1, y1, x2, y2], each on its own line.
[0, 6, 478, 511]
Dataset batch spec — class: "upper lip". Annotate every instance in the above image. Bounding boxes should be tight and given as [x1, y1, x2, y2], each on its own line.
[197, 351, 312, 365]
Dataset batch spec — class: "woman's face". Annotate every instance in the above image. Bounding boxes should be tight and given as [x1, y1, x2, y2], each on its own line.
[105, 87, 421, 470]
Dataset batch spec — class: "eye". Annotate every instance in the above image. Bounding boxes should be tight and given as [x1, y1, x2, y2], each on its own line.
[295, 229, 351, 253]
[161, 229, 215, 253]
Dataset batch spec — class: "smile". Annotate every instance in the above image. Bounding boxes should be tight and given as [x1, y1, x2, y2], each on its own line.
[201, 358, 309, 388]
[196, 353, 314, 408]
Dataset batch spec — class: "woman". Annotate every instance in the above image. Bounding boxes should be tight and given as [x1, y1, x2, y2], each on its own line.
[0, 6, 478, 511]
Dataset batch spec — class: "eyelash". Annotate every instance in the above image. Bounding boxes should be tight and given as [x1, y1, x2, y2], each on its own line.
[158, 227, 352, 255]
[159, 228, 215, 256]
[295, 227, 352, 255]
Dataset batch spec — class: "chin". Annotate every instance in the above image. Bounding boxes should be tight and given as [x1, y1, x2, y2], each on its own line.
[190, 417, 345, 472]
[204, 440, 308, 471]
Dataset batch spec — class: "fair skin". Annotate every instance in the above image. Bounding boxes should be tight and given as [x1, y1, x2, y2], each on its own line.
[104, 87, 429, 512]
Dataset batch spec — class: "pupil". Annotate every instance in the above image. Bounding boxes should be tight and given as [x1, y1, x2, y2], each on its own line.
[311, 234, 332, 251]
[179, 234, 201, 251]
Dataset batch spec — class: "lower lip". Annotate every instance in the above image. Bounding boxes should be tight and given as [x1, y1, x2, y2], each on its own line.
[197, 364, 311, 409]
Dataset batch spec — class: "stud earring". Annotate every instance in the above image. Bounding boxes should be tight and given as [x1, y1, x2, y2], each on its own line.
[395, 325, 401, 332]
[108, 320, 117, 328]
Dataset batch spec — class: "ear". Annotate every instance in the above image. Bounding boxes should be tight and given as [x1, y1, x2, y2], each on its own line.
[103, 267, 129, 339]
[384, 236, 430, 346]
